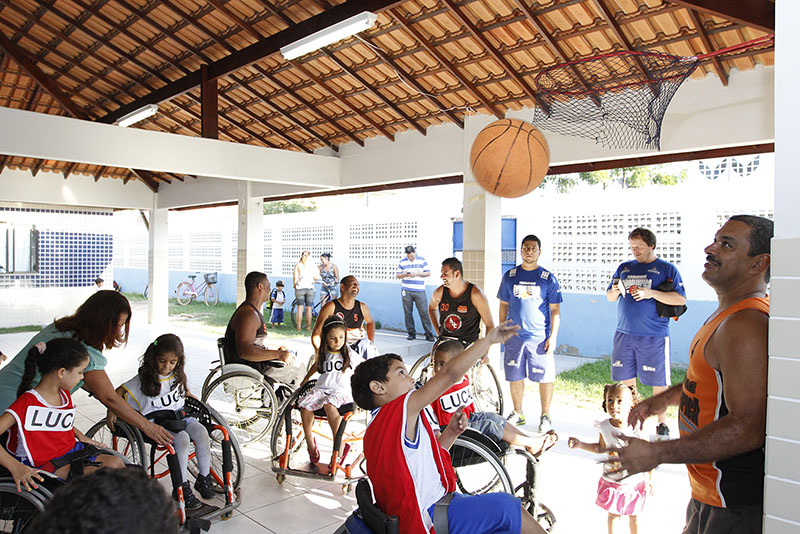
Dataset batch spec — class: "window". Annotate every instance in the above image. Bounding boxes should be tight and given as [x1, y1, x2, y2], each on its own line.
[0, 223, 39, 273]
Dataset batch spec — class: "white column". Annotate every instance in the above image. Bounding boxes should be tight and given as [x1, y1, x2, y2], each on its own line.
[461, 114, 503, 324]
[765, 2, 800, 532]
[236, 181, 264, 304]
[147, 196, 169, 324]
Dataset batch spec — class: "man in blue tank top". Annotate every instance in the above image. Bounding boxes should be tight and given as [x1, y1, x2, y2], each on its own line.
[606, 228, 686, 439]
[497, 235, 562, 432]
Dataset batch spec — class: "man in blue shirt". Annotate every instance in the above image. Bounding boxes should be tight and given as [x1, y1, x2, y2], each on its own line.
[498, 235, 562, 432]
[606, 227, 686, 439]
[396, 246, 435, 341]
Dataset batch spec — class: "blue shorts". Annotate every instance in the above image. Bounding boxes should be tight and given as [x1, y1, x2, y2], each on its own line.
[468, 412, 506, 442]
[611, 331, 671, 387]
[503, 336, 554, 383]
[270, 308, 284, 324]
[429, 492, 521, 534]
[294, 288, 314, 306]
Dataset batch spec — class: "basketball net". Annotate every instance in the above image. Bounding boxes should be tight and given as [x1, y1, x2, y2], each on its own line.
[531, 34, 774, 150]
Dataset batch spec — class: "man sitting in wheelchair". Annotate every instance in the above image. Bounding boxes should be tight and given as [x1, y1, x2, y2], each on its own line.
[351, 324, 548, 534]
[428, 340, 557, 456]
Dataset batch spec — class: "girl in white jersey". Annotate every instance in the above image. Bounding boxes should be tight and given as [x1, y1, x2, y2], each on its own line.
[298, 317, 354, 465]
[568, 384, 652, 534]
[0, 338, 123, 492]
[112, 334, 212, 509]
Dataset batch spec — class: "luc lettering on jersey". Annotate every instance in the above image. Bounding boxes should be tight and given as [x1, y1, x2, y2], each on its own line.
[24, 406, 76, 431]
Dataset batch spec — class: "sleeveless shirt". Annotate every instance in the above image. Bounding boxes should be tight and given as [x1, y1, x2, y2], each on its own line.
[333, 299, 366, 341]
[223, 302, 271, 374]
[439, 283, 481, 344]
[679, 296, 769, 508]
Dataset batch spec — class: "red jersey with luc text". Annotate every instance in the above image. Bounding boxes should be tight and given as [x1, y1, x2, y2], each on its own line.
[430, 377, 475, 426]
[5, 389, 77, 467]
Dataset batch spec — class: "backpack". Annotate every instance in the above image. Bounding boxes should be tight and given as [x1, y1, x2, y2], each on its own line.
[655, 279, 687, 320]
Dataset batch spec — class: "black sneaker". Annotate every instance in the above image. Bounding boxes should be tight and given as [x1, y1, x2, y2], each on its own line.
[424, 332, 435, 342]
[655, 423, 670, 441]
[407, 333, 416, 340]
[194, 473, 215, 499]
[174, 482, 203, 509]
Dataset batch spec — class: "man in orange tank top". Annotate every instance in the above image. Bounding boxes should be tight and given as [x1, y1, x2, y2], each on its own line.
[605, 215, 773, 534]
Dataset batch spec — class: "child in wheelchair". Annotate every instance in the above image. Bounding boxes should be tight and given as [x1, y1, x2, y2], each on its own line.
[111, 334, 213, 509]
[0, 338, 123, 491]
[429, 340, 557, 456]
[298, 317, 354, 466]
[351, 323, 548, 534]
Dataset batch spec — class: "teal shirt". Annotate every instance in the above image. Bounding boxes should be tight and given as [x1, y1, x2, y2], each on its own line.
[0, 323, 106, 412]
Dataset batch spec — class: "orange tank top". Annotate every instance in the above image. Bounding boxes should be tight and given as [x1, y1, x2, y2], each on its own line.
[678, 296, 768, 508]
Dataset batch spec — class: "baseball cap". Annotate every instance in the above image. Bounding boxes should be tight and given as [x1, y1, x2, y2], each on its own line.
[405, 245, 416, 253]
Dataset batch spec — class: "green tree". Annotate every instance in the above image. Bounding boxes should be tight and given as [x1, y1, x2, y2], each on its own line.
[545, 164, 686, 193]
[263, 200, 317, 214]
[542, 174, 579, 193]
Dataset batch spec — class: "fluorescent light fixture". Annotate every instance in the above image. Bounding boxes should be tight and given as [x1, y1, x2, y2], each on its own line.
[280, 12, 377, 60]
[116, 104, 159, 127]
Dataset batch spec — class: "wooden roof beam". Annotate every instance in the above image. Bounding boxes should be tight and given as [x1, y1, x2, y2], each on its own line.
[389, 8, 503, 120]
[31, 159, 45, 177]
[131, 170, 160, 193]
[99, 0, 406, 125]
[688, 9, 728, 86]
[668, 0, 774, 33]
[442, 0, 549, 113]
[94, 166, 108, 181]
[62, 162, 78, 180]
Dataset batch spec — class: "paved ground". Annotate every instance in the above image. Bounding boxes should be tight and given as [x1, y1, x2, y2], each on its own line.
[0, 302, 691, 533]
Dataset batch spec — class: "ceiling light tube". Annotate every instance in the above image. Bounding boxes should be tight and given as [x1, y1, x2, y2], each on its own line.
[280, 12, 377, 60]
[116, 104, 159, 127]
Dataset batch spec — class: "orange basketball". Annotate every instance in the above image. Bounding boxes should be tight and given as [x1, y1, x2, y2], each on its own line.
[469, 119, 550, 198]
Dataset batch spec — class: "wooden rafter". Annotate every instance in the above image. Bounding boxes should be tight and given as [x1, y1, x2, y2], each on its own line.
[99, 0, 406, 125]
[389, 8, 503, 120]
[687, 9, 728, 86]
[130, 170, 160, 193]
[668, 0, 774, 33]
[201, 65, 219, 139]
[62, 162, 78, 180]
[442, 0, 549, 113]
[94, 166, 107, 182]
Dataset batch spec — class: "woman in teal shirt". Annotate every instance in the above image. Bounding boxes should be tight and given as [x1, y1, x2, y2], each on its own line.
[0, 291, 172, 445]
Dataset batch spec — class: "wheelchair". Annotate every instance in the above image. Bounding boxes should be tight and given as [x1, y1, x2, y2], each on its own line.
[200, 338, 295, 446]
[85, 397, 243, 529]
[409, 348, 504, 416]
[270, 380, 367, 494]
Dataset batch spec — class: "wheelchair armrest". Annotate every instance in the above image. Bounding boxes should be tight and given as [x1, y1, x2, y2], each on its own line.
[264, 360, 286, 368]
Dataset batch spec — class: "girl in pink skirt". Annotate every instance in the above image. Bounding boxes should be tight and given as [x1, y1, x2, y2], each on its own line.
[568, 383, 652, 534]
[298, 317, 354, 466]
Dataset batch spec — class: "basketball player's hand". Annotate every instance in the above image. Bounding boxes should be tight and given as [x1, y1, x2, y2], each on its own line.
[445, 407, 468, 436]
[487, 321, 520, 345]
[630, 287, 653, 301]
[106, 411, 118, 430]
[628, 395, 664, 429]
[604, 436, 658, 479]
[9, 464, 44, 493]
[277, 349, 294, 364]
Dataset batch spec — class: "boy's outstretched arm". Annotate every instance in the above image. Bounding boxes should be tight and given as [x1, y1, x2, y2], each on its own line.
[407, 323, 518, 423]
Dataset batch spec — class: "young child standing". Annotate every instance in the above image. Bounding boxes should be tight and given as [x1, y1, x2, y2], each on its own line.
[351, 323, 548, 534]
[0, 338, 123, 491]
[270, 281, 286, 327]
[429, 340, 557, 455]
[568, 383, 651, 534]
[114, 334, 213, 509]
[298, 317, 353, 465]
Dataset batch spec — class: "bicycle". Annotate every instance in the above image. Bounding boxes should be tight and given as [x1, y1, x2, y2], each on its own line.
[176, 272, 219, 306]
[289, 281, 336, 329]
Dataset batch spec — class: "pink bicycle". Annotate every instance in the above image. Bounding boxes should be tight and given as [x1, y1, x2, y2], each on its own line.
[175, 272, 219, 306]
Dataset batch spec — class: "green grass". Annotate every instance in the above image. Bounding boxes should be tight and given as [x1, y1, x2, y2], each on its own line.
[547, 358, 686, 415]
[0, 325, 42, 334]
[123, 291, 146, 303]
[167, 299, 310, 339]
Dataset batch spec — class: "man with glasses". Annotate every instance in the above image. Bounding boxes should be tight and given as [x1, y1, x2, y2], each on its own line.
[606, 228, 686, 440]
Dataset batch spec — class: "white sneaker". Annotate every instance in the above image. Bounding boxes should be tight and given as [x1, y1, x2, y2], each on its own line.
[506, 411, 526, 426]
[538, 414, 553, 433]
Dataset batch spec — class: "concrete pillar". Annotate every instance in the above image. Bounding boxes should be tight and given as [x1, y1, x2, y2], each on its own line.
[236, 181, 264, 304]
[147, 196, 169, 324]
[461, 114, 502, 324]
[765, 1, 800, 531]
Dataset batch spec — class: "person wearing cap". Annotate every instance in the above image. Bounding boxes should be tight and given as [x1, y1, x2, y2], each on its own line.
[396, 246, 435, 341]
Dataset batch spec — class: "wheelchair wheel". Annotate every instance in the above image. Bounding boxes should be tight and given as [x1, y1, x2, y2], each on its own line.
[409, 352, 432, 383]
[270, 381, 317, 468]
[449, 433, 513, 495]
[470, 362, 503, 415]
[200, 365, 222, 400]
[85, 418, 146, 467]
[0, 480, 48, 533]
[186, 401, 244, 493]
[203, 372, 279, 446]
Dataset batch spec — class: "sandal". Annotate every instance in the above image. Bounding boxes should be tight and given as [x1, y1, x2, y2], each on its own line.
[308, 439, 320, 464]
[527, 430, 559, 458]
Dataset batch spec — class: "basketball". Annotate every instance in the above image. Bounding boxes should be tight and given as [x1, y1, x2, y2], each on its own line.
[469, 119, 550, 198]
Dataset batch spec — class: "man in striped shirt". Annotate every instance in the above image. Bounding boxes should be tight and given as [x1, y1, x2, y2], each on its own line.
[397, 246, 435, 341]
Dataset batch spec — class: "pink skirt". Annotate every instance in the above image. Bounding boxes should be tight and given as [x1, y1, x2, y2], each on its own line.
[596, 477, 647, 516]
[297, 388, 352, 412]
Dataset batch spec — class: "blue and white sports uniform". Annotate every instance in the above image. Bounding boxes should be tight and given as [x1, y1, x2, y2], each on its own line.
[497, 266, 562, 383]
[608, 258, 686, 386]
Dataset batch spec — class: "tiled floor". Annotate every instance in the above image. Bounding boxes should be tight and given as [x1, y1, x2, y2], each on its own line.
[0, 302, 692, 533]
